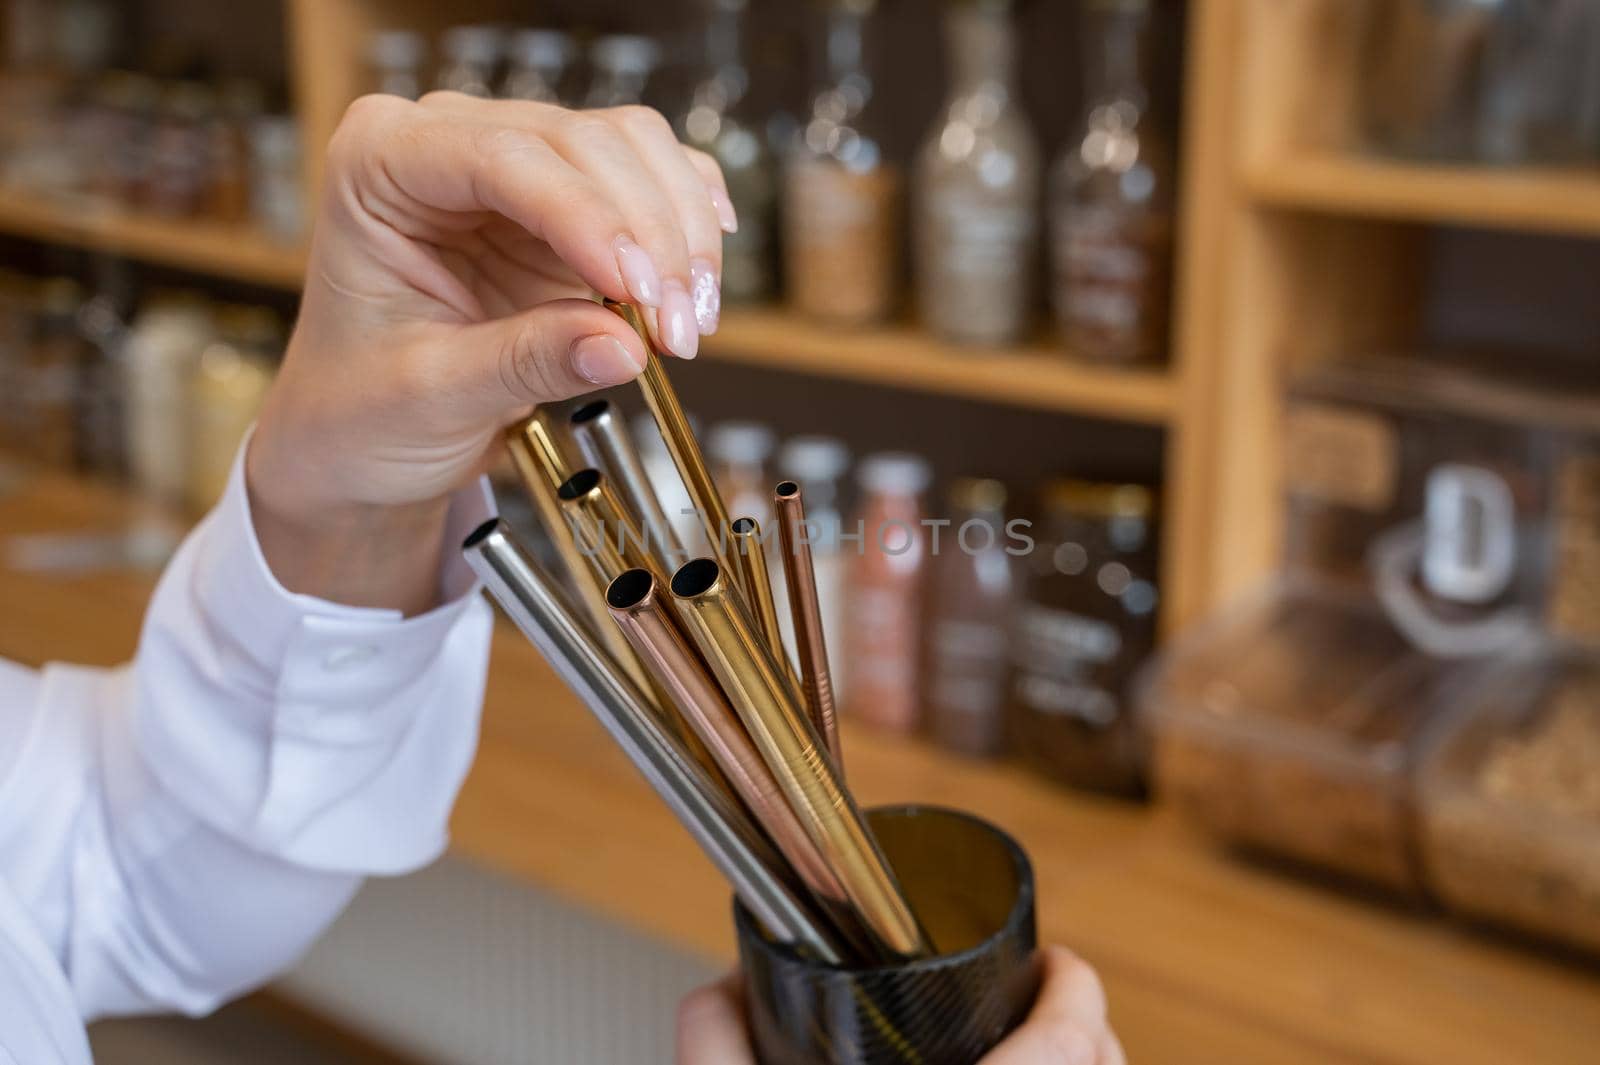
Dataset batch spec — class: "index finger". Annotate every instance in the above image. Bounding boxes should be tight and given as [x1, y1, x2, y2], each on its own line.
[328, 94, 638, 305]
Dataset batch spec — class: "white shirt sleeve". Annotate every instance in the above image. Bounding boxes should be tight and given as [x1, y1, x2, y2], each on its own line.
[0, 442, 495, 1027]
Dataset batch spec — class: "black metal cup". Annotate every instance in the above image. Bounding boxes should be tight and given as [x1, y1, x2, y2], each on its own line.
[735, 806, 1039, 1065]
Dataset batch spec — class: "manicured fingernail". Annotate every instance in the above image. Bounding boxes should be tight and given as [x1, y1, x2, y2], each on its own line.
[571, 334, 643, 385]
[690, 258, 720, 335]
[660, 280, 699, 359]
[708, 185, 738, 233]
[613, 236, 662, 307]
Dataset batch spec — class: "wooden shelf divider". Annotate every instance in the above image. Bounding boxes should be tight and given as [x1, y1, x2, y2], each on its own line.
[0, 190, 307, 289]
[1246, 154, 1600, 238]
[707, 309, 1176, 424]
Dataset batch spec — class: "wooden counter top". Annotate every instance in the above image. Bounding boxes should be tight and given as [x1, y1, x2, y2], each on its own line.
[4, 463, 1598, 1065]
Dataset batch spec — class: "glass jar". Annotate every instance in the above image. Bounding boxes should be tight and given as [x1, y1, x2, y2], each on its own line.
[1049, 0, 1173, 367]
[369, 29, 428, 100]
[502, 30, 573, 104]
[249, 116, 305, 242]
[784, 0, 900, 326]
[146, 82, 213, 218]
[680, 0, 777, 302]
[188, 305, 280, 511]
[124, 294, 214, 506]
[1009, 479, 1159, 796]
[584, 35, 661, 109]
[436, 26, 505, 98]
[1478, 0, 1600, 163]
[1361, 0, 1505, 161]
[708, 420, 777, 528]
[913, 0, 1040, 347]
[843, 452, 932, 734]
[23, 277, 85, 469]
[925, 478, 1019, 757]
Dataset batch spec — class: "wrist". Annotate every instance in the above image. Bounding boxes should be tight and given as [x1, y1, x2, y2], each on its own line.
[246, 433, 455, 615]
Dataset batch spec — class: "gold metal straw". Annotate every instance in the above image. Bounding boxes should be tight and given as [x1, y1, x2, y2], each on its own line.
[728, 517, 801, 696]
[606, 299, 737, 574]
[775, 481, 843, 766]
[504, 416, 637, 673]
[669, 558, 931, 963]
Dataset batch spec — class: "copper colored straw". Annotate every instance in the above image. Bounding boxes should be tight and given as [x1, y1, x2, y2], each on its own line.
[605, 299, 737, 574]
[462, 521, 841, 963]
[669, 558, 931, 963]
[606, 568, 871, 956]
[775, 481, 843, 766]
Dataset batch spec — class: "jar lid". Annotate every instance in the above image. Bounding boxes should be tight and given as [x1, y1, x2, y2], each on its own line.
[948, 477, 1006, 512]
[1043, 479, 1155, 519]
[369, 30, 427, 70]
[780, 435, 850, 484]
[508, 29, 573, 69]
[858, 452, 931, 497]
[442, 25, 506, 66]
[708, 420, 776, 465]
[590, 34, 661, 75]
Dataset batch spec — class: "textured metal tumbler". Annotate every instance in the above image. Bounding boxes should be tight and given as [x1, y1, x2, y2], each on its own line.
[736, 806, 1039, 1065]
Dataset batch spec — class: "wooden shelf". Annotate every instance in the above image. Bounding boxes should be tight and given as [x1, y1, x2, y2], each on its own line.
[1246, 154, 1600, 238]
[0, 190, 307, 289]
[706, 309, 1177, 424]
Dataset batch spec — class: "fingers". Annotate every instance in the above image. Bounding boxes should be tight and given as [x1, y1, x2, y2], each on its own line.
[348, 92, 723, 359]
[676, 971, 756, 1065]
[448, 297, 650, 416]
[980, 947, 1115, 1065]
[606, 106, 728, 335]
[684, 146, 739, 234]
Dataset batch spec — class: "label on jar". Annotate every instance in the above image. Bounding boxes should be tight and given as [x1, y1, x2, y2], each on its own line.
[785, 159, 900, 325]
[927, 617, 1009, 717]
[1051, 206, 1170, 363]
[1550, 453, 1600, 647]
[845, 584, 920, 732]
[1010, 603, 1122, 728]
[918, 192, 1034, 343]
[1283, 403, 1399, 510]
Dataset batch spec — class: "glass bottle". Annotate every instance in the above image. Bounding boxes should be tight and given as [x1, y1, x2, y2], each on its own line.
[369, 30, 428, 100]
[584, 35, 661, 109]
[680, 0, 777, 302]
[436, 25, 505, 98]
[784, 0, 900, 326]
[502, 30, 573, 104]
[1050, 0, 1173, 367]
[206, 80, 264, 223]
[925, 477, 1019, 756]
[24, 278, 85, 470]
[1008, 480, 1159, 797]
[146, 82, 214, 218]
[709, 420, 777, 528]
[249, 116, 304, 242]
[843, 452, 932, 734]
[914, 0, 1040, 347]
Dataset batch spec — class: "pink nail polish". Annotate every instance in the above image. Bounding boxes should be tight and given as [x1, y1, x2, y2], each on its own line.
[690, 259, 721, 335]
[572, 334, 643, 386]
[613, 236, 663, 307]
[708, 186, 738, 233]
[660, 281, 699, 359]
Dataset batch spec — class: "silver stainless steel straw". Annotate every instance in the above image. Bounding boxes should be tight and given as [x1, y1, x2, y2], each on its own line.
[462, 518, 842, 964]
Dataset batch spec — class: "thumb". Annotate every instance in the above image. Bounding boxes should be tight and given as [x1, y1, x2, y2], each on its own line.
[455, 297, 650, 415]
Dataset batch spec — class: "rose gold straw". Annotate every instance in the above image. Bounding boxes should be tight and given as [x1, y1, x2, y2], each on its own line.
[775, 480, 843, 767]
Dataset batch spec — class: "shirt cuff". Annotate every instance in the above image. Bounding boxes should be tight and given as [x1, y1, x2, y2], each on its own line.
[132, 436, 495, 873]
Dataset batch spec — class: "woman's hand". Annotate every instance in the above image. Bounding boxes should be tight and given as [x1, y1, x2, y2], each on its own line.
[246, 93, 733, 612]
[676, 946, 1126, 1064]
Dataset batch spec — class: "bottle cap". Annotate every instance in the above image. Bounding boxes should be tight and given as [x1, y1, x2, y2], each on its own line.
[858, 452, 931, 497]
[708, 421, 776, 466]
[591, 34, 662, 75]
[369, 30, 426, 70]
[780, 435, 850, 485]
[509, 29, 573, 70]
[442, 25, 506, 66]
